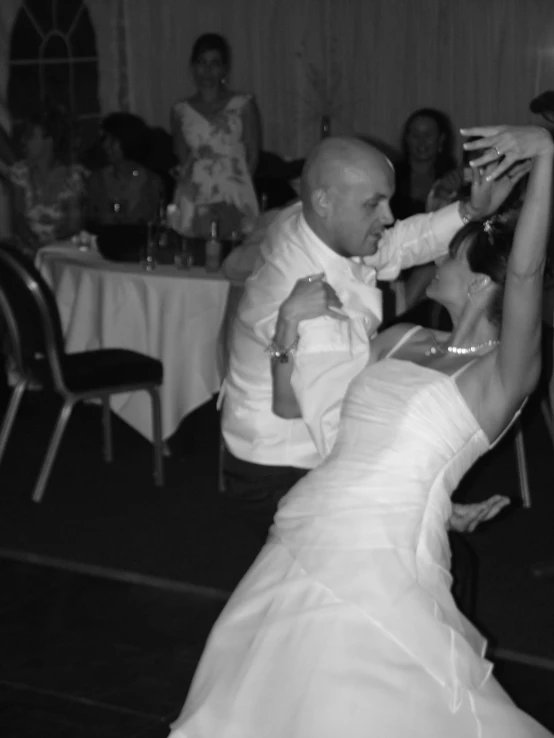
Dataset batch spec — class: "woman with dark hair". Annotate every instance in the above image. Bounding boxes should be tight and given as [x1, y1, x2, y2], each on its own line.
[9, 105, 87, 252]
[171, 32, 261, 238]
[392, 107, 457, 219]
[169, 125, 553, 737]
[391, 108, 457, 317]
[87, 112, 163, 227]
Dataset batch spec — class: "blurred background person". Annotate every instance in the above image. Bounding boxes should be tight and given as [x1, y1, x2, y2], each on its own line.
[385, 108, 457, 323]
[87, 112, 163, 228]
[391, 107, 457, 219]
[171, 33, 261, 238]
[9, 105, 87, 254]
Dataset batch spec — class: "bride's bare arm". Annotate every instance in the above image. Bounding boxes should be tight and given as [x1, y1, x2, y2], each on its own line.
[463, 126, 554, 409]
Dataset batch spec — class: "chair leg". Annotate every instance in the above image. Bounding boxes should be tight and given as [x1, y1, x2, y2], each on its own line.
[540, 396, 554, 449]
[218, 434, 226, 492]
[0, 380, 27, 465]
[148, 386, 164, 487]
[514, 418, 531, 509]
[102, 396, 113, 463]
[32, 401, 74, 504]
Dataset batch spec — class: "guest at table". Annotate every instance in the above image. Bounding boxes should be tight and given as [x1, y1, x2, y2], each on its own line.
[171, 33, 261, 239]
[87, 112, 163, 228]
[9, 106, 87, 254]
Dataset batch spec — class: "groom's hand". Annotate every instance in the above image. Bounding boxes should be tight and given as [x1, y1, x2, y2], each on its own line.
[449, 496, 511, 533]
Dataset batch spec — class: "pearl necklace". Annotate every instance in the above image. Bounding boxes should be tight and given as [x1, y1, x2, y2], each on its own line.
[425, 339, 500, 356]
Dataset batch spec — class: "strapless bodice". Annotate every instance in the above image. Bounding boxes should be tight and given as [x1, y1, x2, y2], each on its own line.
[277, 357, 489, 529]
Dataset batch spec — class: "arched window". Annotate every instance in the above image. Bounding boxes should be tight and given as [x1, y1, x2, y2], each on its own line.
[7, 0, 100, 157]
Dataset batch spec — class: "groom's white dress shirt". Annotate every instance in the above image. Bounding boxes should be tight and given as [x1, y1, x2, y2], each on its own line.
[222, 200, 464, 469]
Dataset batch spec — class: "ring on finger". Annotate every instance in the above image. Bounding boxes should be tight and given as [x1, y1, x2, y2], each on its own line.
[494, 146, 502, 158]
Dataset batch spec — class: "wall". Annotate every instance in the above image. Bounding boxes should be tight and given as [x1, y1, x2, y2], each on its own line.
[2, 0, 554, 157]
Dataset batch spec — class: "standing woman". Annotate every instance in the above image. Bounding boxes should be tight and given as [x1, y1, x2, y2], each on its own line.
[171, 33, 261, 238]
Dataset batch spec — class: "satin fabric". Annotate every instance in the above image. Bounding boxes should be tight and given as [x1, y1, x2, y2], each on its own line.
[170, 359, 552, 737]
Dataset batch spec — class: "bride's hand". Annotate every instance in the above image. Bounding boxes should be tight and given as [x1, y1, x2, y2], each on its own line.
[460, 125, 554, 181]
[464, 157, 531, 220]
[449, 495, 511, 533]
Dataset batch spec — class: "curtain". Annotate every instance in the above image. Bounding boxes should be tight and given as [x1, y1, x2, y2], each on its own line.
[124, 0, 554, 158]
[88, 0, 120, 115]
[2, 0, 554, 157]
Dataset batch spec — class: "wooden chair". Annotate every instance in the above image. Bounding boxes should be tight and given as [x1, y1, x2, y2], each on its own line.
[0, 245, 164, 502]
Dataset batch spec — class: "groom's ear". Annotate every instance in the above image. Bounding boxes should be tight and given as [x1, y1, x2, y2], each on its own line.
[311, 187, 330, 217]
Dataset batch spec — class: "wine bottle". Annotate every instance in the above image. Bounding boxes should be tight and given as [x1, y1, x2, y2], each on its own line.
[205, 219, 221, 272]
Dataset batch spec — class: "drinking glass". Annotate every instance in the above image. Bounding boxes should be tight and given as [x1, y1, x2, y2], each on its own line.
[140, 221, 157, 271]
[174, 236, 193, 269]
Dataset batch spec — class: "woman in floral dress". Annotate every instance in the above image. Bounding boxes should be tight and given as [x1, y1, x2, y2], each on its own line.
[171, 33, 261, 238]
[10, 107, 86, 254]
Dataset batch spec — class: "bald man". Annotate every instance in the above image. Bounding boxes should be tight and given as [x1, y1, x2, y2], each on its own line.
[220, 137, 512, 543]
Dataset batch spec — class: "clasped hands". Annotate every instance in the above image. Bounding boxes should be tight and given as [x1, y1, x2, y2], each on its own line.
[459, 124, 554, 220]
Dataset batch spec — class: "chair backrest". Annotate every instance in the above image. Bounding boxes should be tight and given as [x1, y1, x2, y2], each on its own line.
[0, 245, 67, 388]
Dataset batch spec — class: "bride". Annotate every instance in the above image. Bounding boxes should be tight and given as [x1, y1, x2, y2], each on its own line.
[169, 125, 554, 737]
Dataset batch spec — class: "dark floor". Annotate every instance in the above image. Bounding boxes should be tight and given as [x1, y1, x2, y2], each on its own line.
[0, 559, 225, 737]
[1, 378, 554, 735]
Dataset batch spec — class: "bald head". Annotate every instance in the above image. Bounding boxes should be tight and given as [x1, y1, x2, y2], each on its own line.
[299, 136, 395, 259]
[300, 137, 393, 207]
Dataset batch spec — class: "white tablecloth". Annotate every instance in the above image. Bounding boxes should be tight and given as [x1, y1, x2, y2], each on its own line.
[36, 244, 230, 441]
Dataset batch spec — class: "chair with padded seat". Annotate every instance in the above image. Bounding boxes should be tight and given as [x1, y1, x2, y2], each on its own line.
[0, 244, 164, 502]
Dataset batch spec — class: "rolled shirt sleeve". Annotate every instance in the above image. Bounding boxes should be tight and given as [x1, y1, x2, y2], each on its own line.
[291, 315, 370, 459]
[367, 201, 463, 282]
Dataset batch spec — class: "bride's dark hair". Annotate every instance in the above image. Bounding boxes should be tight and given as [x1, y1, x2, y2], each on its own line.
[448, 220, 513, 327]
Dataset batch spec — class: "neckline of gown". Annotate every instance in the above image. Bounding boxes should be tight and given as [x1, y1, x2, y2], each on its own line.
[382, 357, 490, 448]
[185, 96, 236, 123]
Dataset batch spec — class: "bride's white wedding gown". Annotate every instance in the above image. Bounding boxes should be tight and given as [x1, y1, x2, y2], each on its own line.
[169, 353, 552, 737]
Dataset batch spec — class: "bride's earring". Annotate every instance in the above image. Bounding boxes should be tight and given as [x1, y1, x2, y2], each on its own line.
[467, 289, 475, 306]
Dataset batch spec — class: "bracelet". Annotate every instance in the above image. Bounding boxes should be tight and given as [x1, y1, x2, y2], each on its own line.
[266, 336, 300, 364]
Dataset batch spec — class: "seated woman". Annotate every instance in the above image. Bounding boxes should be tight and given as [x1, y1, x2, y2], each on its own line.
[9, 106, 87, 253]
[171, 33, 261, 238]
[169, 125, 553, 737]
[87, 112, 163, 228]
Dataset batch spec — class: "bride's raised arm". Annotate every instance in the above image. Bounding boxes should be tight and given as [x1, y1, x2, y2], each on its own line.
[462, 125, 554, 407]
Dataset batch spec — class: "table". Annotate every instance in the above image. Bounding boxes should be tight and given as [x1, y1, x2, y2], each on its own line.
[36, 244, 230, 441]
